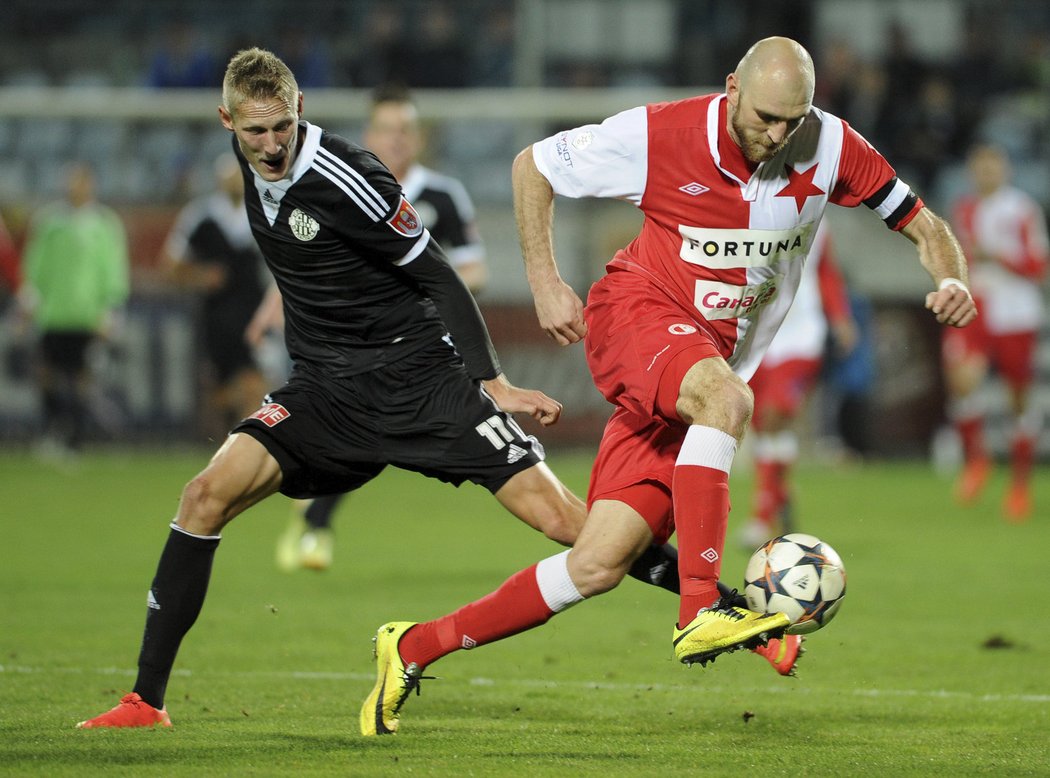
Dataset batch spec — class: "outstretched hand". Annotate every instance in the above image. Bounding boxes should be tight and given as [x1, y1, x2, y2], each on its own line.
[481, 374, 563, 426]
[925, 280, 978, 327]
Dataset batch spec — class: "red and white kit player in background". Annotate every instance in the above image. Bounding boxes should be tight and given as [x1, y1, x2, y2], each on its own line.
[360, 36, 977, 735]
[740, 221, 857, 548]
[944, 143, 1048, 521]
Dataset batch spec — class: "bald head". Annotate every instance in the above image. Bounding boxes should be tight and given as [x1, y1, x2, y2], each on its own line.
[736, 37, 815, 102]
[726, 37, 815, 164]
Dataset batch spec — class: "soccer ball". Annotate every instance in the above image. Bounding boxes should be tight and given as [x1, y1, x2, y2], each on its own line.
[744, 533, 846, 635]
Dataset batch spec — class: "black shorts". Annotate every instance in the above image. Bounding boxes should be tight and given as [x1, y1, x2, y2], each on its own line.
[40, 330, 94, 374]
[202, 306, 257, 383]
[231, 340, 545, 499]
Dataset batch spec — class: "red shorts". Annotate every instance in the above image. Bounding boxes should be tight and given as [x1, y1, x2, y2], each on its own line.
[749, 357, 821, 431]
[586, 408, 679, 544]
[584, 269, 725, 420]
[942, 318, 1037, 392]
[583, 269, 726, 543]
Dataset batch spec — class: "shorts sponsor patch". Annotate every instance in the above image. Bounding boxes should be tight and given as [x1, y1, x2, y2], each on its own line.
[387, 196, 423, 237]
[250, 402, 291, 427]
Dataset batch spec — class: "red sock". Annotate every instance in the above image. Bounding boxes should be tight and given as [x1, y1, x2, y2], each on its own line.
[957, 417, 986, 464]
[399, 565, 555, 669]
[673, 426, 736, 627]
[753, 459, 785, 526]
[775, 462, 790, 518]
[1011, 433, 1034, 485]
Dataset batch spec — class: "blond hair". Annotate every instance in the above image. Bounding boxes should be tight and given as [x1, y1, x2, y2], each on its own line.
[222, 47, 299, 117]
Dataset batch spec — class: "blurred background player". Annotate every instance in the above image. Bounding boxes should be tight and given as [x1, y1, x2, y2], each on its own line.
[21, 163, 129, 458]
[364, 83, 487, 290]
[740, 222, 857, 548]
[273, 84, 488, 570]
[0, 210, 19, 303]
[942, 143, 1049, 521]
[160, 153, 269, 438]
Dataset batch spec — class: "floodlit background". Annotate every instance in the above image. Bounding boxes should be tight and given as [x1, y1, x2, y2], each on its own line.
[2, 4, 1049, 773]
[0, 0, 1048, 459]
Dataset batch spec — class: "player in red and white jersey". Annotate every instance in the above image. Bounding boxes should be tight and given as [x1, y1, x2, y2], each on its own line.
[361, 37, 977, 735]
[741, 222, 856, 547]
[943, 144, 1048, 521]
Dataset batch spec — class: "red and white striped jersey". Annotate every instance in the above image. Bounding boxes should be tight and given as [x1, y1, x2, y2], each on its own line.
[533, 93, 920, 380]
[763, 221, 851, 364]
[952, 185, 1048, 333]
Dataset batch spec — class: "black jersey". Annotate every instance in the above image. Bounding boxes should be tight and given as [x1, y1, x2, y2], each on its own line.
[400, 164, 484, 270]
[234, 122, 498, 379]
[164, 191, 266, 319]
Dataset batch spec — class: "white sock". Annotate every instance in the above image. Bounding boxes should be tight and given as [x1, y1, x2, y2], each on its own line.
[535, 550, 584, 612]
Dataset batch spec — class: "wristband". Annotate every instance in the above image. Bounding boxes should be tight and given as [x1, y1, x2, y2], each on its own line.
[938, 277, 969, 294]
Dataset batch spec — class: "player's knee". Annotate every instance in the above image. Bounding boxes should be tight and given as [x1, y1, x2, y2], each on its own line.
[569, 553, 629, 597]
[177, 474, 228, 535]
[677, 375, 753, 436]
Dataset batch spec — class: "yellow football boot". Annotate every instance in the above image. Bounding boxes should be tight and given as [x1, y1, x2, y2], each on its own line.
[360, 621, 425, 736]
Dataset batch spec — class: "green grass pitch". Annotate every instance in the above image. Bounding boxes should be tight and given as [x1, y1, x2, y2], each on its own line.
[1, 447, 1048, 776]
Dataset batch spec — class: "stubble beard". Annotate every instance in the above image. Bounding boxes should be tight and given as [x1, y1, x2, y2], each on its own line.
[731, 112, 785, 165]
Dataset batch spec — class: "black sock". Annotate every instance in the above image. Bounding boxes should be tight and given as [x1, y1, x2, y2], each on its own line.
[627, 543, 680, 593]
[625, 545, 746, 606]
[304, 493, 342, 530]
[717, 580, 748, 609]
[133, 527, 220, 709]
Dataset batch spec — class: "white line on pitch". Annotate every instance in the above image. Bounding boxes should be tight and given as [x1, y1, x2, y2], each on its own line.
[3, 663, 1048, 705]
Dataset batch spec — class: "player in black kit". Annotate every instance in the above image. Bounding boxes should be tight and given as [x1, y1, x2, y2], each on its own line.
[76, 47, 681, 730]
[161, 153, 269, 437]
[274, 84, 489, 570]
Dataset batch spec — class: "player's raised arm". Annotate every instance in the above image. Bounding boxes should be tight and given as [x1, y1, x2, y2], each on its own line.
[512, 146, 586, 346]
[901, 206, 978, 328]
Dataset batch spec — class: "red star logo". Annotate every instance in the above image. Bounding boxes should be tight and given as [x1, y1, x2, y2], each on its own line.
[775, 164, 824, 213]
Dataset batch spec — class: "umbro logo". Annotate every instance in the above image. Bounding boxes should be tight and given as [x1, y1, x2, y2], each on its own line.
[262, 189, 279, 204]
[506, 444, 527, 464]
[700, 547, 720, 563]
[679, 182, 710, 196]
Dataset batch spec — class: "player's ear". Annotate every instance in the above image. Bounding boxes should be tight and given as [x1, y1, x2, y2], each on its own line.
[726, 72, 740, 104]
[218, 105, 234, 131]
[297, 92, 304, 118]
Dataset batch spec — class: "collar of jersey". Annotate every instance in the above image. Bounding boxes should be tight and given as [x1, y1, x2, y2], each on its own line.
[251, 122, 322, 225]
[709, 95, 759, 188]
